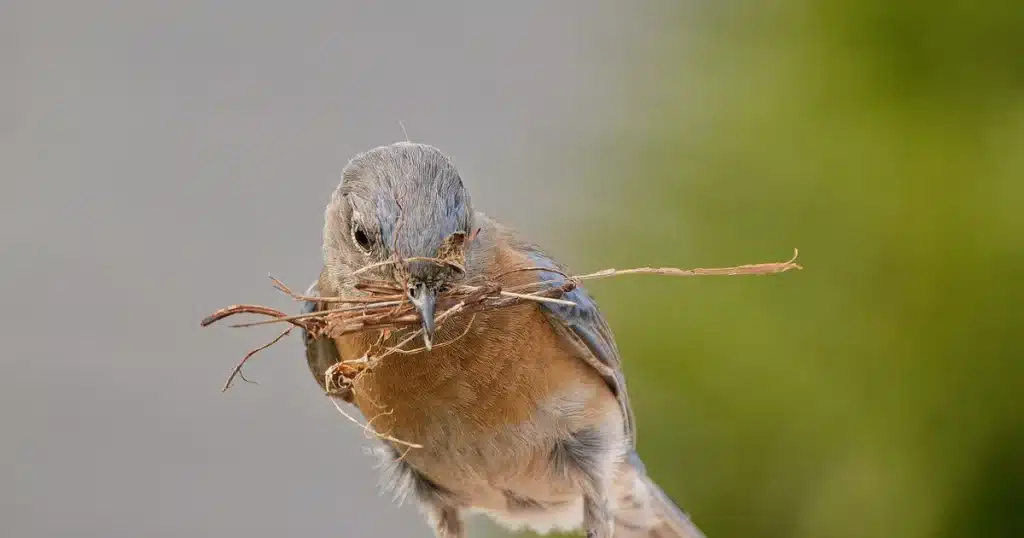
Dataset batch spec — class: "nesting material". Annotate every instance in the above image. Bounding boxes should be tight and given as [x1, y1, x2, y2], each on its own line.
[201, 247, 803, 403]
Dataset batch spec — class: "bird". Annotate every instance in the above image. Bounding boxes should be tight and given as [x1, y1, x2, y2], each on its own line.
[300, 142, 705, 538]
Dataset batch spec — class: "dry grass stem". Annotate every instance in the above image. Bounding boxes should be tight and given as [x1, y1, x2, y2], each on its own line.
[202, 247, 802, 446]
[220, 327, 292, 391]
[328, 396, 424, 449]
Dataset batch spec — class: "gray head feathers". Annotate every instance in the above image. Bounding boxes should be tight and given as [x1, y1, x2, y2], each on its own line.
[322, 142, 475, 289]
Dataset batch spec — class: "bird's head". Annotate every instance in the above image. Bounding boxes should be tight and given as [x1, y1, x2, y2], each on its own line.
[322, 142, 475, 350]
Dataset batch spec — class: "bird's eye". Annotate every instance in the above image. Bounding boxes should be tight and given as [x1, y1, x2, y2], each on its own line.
[352, 226, 372, 252]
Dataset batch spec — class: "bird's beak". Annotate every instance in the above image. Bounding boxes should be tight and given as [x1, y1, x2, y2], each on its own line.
[407, 281, 437, 351]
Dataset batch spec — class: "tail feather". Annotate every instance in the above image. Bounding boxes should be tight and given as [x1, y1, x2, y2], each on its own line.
[613, 453, 705, 538]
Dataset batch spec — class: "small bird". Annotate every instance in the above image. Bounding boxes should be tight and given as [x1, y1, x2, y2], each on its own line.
[302, 142, 704, 538]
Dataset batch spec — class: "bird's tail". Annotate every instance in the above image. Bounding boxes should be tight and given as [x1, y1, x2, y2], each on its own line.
[612, 453, 706, 538]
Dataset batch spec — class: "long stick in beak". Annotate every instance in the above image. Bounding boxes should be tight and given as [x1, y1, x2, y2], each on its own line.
[407, 281, 437, 350]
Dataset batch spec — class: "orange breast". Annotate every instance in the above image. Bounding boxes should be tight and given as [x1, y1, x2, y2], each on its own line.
[338, 303, 585, 441]
[325, 233, 625, 502]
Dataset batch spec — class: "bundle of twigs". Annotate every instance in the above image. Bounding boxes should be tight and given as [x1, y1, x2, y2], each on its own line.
[201, 249, 803, 402]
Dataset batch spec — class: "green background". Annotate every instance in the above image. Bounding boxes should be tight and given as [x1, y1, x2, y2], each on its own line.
[502, 2, 1023, 537]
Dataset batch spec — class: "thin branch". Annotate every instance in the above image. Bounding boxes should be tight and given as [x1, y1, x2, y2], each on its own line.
[498, 290, 576, 306]
[327, 396, 423, 449]
[576, 249, 803, 280]
[221, 327, 293, 392]
[493, 265, 572, 282]
[203, 248, 803, 449]
[351, 259, 404, 276]
[271, 275, 403, 303]
[389, 313, 476, 355]
[200, 304, 293, 327]
[352, 256, 464, 276]
[227, 310, 327, 329]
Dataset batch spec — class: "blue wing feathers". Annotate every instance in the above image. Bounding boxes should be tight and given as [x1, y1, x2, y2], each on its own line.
[524, 250, 620, 363]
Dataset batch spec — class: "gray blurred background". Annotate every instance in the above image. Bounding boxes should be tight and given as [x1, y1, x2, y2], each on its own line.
[3, 2, 656, 537]
[4, 1, 1023, 538]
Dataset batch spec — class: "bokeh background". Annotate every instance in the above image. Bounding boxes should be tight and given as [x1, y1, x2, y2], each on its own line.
[3, 2, 1021, 538]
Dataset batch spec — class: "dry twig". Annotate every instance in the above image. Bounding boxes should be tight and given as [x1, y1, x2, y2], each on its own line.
[202, 247, 802, 446]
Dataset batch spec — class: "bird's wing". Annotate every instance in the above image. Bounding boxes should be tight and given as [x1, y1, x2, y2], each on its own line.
[301, 276, 345, 397]
[508, 240, 637, 445]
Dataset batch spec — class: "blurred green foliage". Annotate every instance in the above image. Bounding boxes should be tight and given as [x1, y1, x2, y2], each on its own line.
[502, 2, 1023, 537]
